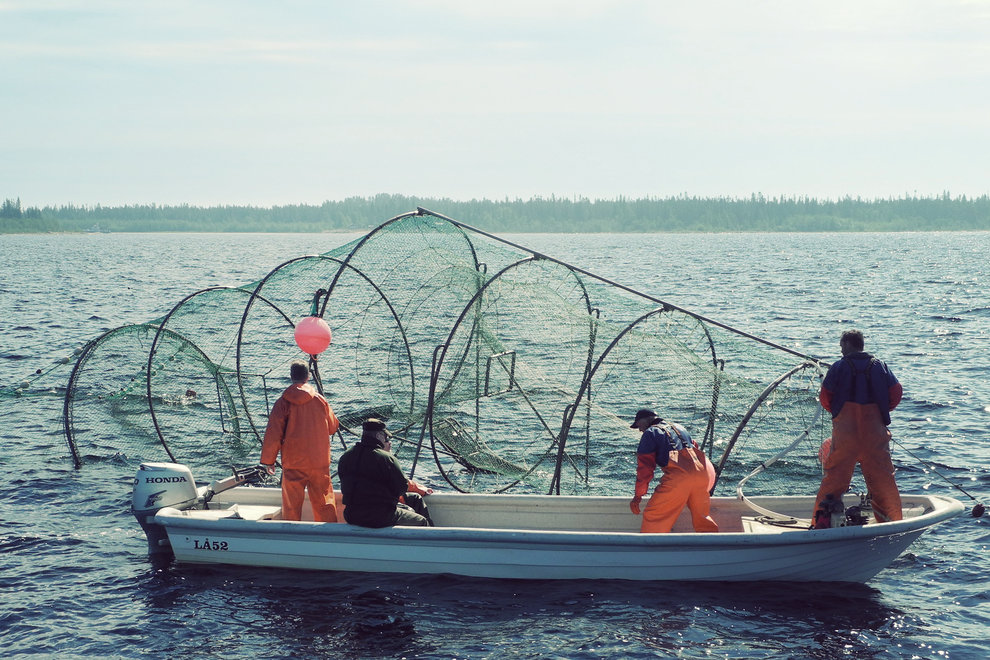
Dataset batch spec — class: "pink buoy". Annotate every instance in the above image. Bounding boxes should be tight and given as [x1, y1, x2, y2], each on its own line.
[705, 458, 716, 491]
[294, 316, 332, 355]
[818, 437, 832, 463]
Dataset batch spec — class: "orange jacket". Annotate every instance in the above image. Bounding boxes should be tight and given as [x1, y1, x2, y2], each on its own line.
[260, 384, 340, 470]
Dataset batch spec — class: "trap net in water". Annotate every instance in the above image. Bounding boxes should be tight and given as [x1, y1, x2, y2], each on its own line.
[16, 208, 831, 495]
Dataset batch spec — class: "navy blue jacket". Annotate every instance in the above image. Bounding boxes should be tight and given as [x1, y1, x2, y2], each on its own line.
[820, 351, 902, 426]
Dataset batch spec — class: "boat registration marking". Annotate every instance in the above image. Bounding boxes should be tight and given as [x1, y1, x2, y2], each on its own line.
[191, 538, 229, 551]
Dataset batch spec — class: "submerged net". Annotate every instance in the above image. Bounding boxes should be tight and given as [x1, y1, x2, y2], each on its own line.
[3, 208, 830, 496]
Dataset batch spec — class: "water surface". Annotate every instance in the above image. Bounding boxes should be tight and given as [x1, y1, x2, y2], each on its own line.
[1, 230, 987, 658]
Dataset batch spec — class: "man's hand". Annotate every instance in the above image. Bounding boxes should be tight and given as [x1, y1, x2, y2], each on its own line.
[408, 480, 434, 496]
[629, 496, 642, 515]
[260, 463, 276, 476]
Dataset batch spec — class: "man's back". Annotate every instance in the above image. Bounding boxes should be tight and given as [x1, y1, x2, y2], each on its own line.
[261, 383, 338, 469]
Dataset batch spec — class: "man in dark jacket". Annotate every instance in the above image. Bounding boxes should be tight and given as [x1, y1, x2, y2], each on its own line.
[337, 418, 433, 528]
[812, 329, 903, 527]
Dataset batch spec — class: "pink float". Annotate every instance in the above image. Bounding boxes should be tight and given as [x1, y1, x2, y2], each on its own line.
[294, 316, 332, 355]
[818, 437, 832, 463]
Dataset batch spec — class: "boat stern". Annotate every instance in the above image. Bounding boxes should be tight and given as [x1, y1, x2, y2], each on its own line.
[132, 462, 199, 557]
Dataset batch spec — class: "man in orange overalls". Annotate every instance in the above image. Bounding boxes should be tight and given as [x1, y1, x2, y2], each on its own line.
[812, 330, 903, 527]
[629, 408, 719, 533]
[260, 360, 340, 522]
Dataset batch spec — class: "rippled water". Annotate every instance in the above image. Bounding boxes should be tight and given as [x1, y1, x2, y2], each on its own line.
[1, 230, 988, 658]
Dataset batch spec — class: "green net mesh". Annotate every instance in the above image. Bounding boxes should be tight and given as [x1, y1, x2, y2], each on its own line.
[2, 209, 830, 496]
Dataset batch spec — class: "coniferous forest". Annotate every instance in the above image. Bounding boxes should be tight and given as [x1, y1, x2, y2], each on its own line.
[1, 193, 989, 233]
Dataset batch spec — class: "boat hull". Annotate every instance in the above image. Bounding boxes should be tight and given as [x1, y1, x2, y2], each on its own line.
[153, 492, 963, 582]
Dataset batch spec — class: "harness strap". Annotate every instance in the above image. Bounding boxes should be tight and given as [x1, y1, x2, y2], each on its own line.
[843, 354, 877, 402]
[659, 422, 691, 451]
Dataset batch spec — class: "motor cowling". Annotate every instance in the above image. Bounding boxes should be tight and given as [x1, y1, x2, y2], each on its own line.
[813, 493, 847, 529]
[132, 462, 198, 556]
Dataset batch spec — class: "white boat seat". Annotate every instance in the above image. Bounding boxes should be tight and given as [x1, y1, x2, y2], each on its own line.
[741, 516, 808, 534]
[184, 504, 282, 521]
[225, 504, 282, 520]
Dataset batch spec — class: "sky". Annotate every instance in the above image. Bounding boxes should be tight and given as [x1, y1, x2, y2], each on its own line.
[2, 1, 989, 208]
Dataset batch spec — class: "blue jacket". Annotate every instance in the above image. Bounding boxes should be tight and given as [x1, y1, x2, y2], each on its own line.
[636, 422, 693, 468]
[820, 351, 902, 426]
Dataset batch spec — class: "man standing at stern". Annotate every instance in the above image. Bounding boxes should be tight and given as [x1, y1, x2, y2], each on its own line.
[629, 408, 719, 533]
[260, 360, 340, 522]
[812, 329, 903, 527]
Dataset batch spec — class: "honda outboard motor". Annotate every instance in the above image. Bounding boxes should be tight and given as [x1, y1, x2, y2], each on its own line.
[132, 462, 198, 556]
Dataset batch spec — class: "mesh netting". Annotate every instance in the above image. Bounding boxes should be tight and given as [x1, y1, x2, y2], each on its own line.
[2, 209, 831, 495]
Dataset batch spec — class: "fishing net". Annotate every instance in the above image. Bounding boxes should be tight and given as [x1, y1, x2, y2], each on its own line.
[2, 209, 830, 496]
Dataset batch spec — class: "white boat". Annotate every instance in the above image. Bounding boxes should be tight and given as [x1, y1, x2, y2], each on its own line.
[135, 462, 963, 583]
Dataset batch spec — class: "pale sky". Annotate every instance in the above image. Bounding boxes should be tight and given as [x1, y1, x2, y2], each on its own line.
[2, 1, 989, 208]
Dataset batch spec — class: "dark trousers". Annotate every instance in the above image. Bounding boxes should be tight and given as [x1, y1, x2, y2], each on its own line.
[399, 492, 433, 526]
[344, 493, 432, 528]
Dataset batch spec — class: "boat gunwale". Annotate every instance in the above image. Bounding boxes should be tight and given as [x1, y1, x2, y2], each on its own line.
[154, 493, 963, 548]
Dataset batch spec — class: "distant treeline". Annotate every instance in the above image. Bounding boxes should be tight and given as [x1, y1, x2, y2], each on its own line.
[2, 193, 989, 233]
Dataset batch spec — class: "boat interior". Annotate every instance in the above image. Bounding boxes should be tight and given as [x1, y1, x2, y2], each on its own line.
[175, 487, 935, 534]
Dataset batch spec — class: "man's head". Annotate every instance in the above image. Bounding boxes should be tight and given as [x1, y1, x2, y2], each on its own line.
[630, 408, 659, 432]
[840, 330, 865, 356]
[362, 418, 392, 447]
[289, 360, 309, 384]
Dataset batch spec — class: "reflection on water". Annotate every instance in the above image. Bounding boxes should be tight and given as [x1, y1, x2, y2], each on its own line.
[127, 563, 905, 658]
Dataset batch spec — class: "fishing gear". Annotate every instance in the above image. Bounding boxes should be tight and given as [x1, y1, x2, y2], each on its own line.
[892, 437, 985, 518]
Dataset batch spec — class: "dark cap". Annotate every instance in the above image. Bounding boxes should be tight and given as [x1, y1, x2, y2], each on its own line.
[362, 418, 392, 438]
[630, 408, 658, 428]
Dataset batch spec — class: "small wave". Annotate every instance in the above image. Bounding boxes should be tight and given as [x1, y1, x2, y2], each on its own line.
[0, 533, 85, 553]
[0, 533, 47, 553]
[905, 400, 954, 413]
[958, 307, 990, 317]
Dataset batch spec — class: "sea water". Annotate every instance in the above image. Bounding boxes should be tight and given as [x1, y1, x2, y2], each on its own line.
[1, 230, 988, 658]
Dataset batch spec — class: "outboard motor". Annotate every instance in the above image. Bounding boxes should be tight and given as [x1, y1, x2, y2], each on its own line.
[813, 493, 846, 529]
[844, 492, 873, 526]
[132, 462, 198, 557]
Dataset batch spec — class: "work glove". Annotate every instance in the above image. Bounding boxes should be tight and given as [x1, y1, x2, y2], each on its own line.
[629, 496, 642, 515]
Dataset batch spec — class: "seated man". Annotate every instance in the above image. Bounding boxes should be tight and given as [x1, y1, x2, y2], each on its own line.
[337, 418, 434, 528]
